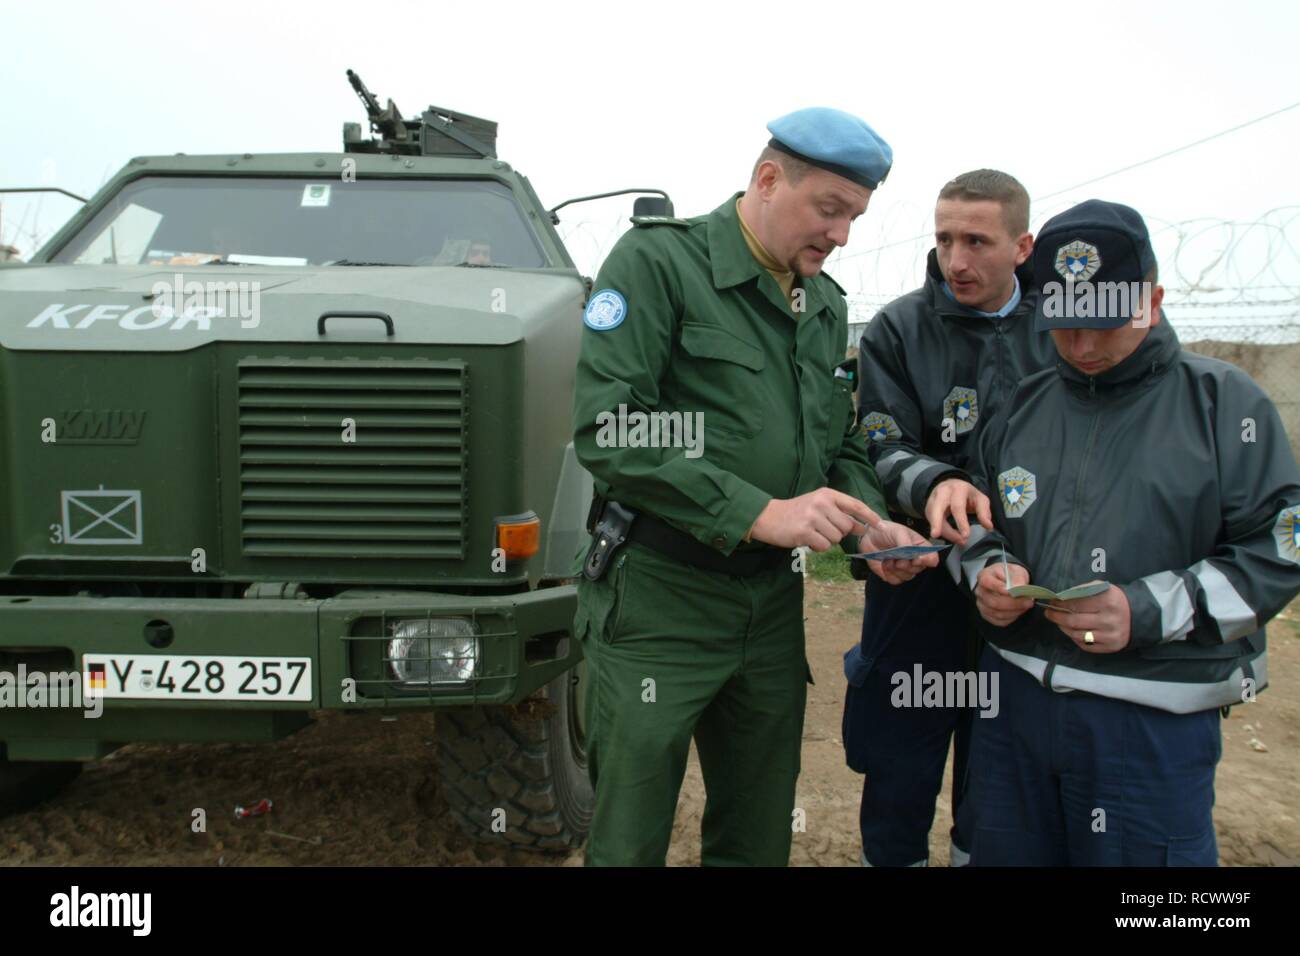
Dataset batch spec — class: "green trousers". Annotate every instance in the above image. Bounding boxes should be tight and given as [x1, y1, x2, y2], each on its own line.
[574, 541, 808, 866]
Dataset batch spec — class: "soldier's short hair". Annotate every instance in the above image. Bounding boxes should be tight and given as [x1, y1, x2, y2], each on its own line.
[938, 169, 1030, 237]
[751, 145, 814, 185]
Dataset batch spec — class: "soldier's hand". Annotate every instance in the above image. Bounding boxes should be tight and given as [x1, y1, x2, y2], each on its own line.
[749, 488, 881, 552]
[926, 478, 993, 545]
[975, 563, 1034, 628]
[859, 521, 939, 585]
[1044, 585, 1132, 653]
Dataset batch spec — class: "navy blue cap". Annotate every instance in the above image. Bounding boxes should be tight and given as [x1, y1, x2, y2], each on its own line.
[1033, 199, 1158, 330]
[766, 107, 892, 190]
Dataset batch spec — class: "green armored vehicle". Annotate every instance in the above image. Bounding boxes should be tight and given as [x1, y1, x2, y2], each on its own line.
[0, 72, 662, 850]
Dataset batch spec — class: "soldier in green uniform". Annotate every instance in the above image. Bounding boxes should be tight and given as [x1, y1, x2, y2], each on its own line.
[571, 108, 939, 866]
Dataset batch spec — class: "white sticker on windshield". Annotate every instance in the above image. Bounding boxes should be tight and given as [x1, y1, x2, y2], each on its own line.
[301, 184, 331, 208]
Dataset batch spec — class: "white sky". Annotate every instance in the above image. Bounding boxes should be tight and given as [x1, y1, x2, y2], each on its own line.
[2, 0, 1298, 320]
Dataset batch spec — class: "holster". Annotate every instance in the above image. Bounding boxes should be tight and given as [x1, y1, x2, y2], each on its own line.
[582, 498, 636, 581]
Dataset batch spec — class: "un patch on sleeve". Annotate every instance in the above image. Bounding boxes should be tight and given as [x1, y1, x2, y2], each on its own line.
[583, 289, 627, 331]
[1275, 504, 1300, 564]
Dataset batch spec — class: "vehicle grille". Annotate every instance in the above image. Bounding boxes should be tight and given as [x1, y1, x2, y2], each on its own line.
[236, 358, 467, 559]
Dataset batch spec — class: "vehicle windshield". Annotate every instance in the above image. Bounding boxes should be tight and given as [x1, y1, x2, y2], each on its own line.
[51, 176, 548, 268]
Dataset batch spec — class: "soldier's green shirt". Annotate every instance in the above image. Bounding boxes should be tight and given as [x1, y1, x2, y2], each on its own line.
[572, 193, 886, 556]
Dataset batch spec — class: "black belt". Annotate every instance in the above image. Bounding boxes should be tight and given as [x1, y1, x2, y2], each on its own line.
[587, 496, 789, 578]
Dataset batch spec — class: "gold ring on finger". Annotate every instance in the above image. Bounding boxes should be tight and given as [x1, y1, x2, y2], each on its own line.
[1083, 630, 1095, 645]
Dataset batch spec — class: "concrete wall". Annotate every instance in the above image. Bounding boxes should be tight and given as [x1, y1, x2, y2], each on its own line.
[1184, 340, 1300, 463]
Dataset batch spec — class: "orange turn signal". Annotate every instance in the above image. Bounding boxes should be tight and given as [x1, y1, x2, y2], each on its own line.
[496, 512, 540, 561]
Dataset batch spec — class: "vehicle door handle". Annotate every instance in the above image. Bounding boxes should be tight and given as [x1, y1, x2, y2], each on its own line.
[317, 311, 395, 336]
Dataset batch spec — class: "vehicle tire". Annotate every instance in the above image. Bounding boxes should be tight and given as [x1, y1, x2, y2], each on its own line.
[0, 755, 82, 816]
[435, 668, 592, 851]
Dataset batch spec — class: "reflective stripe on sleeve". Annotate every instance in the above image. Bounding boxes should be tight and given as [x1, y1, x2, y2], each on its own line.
[895, 459, 933, 518]
[1188, 560, 1259, 641]
[949, 525, 993, 590]
[874, 449, 910, 484]
[1140, 570, 1196, 643]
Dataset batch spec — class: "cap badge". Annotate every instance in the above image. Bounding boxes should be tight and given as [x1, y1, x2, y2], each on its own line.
[1055, 240, 1101, 282]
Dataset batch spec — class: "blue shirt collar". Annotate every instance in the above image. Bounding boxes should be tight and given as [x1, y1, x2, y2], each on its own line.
[941, 273, 1021, 318]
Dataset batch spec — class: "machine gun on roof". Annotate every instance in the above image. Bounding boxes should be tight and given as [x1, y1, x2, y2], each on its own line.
[343, 69, 497, 159]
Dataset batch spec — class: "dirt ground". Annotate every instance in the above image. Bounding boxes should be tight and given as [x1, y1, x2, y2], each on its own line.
[2, 584, 1297, 867]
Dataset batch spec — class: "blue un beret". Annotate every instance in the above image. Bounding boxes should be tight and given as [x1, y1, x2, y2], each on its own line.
[766, 107, 893, 190]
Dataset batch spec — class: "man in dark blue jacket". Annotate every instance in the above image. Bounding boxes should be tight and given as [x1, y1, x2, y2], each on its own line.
[954, 199, 1300, 865]
[845, 170, 1056, 866]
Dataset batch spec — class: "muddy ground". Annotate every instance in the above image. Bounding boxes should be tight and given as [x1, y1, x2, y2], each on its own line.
[3, 584, 1297, 867]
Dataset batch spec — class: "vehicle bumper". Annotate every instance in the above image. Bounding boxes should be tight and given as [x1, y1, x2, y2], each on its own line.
[0, 586, 578, 761]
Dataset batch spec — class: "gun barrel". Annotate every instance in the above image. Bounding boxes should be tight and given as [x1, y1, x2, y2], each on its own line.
[346, 69, 382, 117]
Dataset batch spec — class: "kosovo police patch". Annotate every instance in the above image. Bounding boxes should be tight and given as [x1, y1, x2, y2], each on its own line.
[943, 386, 979, 435]
[1054, 239, 1101, 282]
[584, 289, 627, 331]
[998, 466, 1037, 518]
[861, 411, 901, 442]
[1275, 504, 1300, 564]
